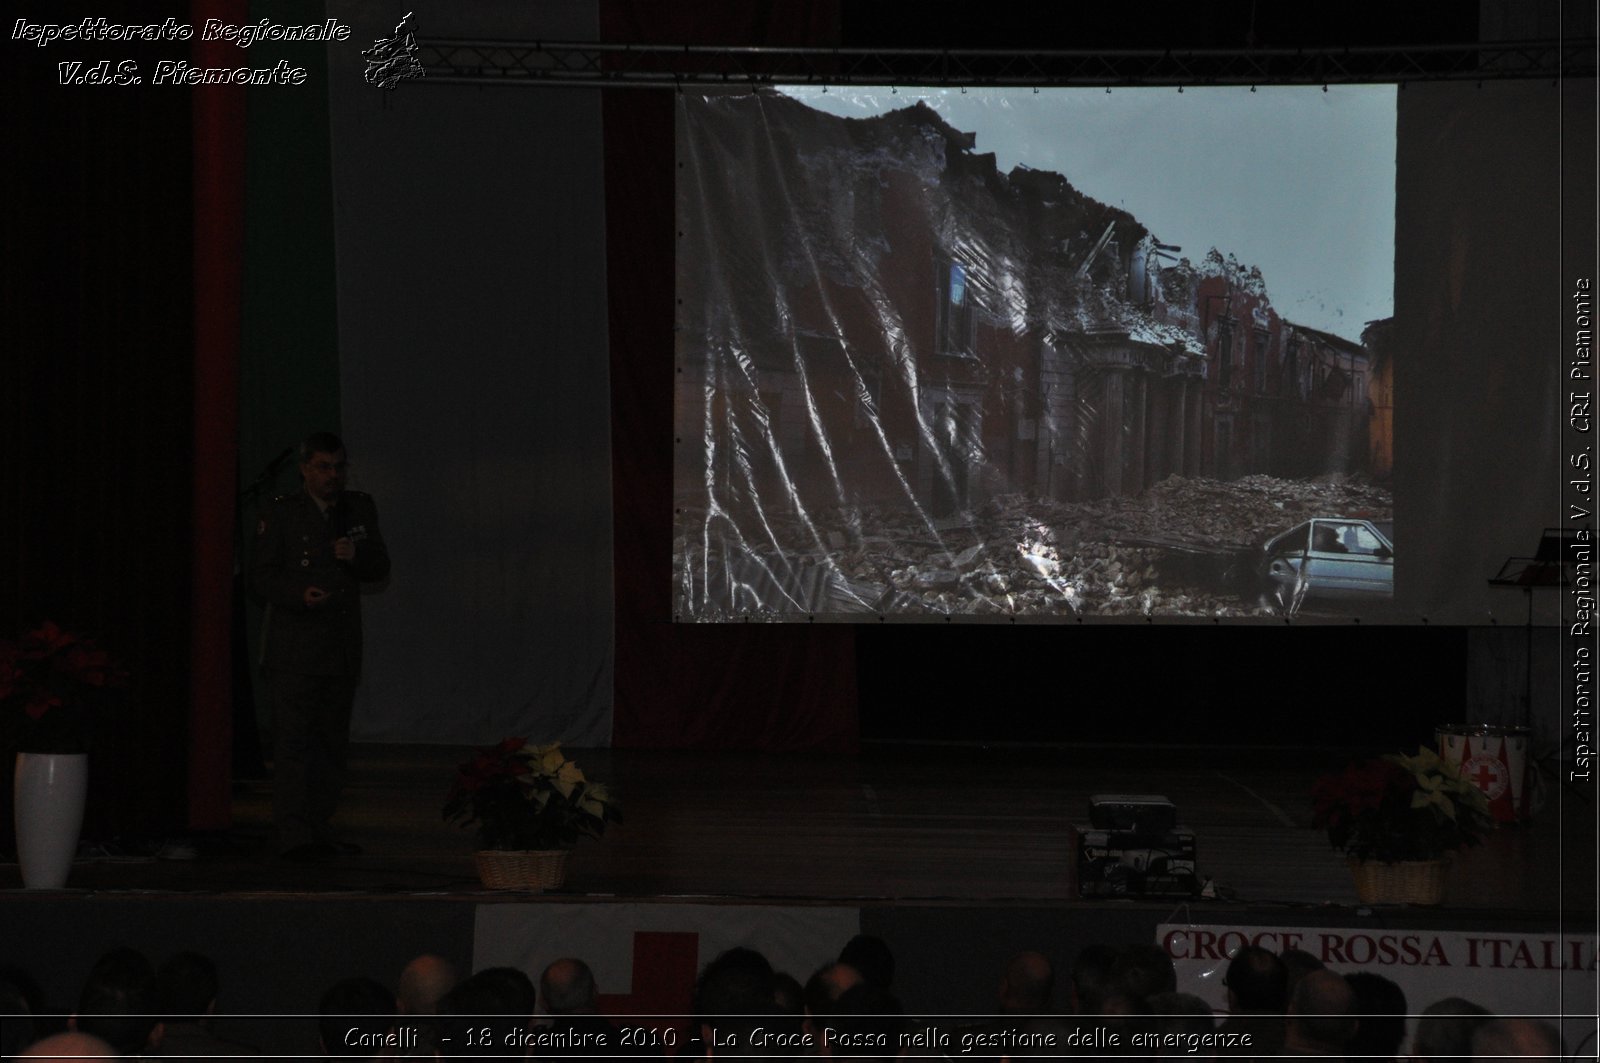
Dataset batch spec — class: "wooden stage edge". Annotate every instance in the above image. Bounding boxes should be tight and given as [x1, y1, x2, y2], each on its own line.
[2, 741, 1593, 915]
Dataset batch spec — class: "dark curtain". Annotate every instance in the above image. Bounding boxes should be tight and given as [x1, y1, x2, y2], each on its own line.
[602, 1, 859, 749]
[2, 3, 197, 841]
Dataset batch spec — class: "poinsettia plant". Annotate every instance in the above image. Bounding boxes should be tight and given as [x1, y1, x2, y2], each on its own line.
[1311, 746, 1493, 862]
[443, 738, 621, 851]
[0, 621, 128, 754]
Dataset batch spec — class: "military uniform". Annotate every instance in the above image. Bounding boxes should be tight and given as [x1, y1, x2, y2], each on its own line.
[250, 489, 389, 854]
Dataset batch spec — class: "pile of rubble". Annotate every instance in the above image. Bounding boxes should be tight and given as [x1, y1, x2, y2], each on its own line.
[677, 474, 1392, 619]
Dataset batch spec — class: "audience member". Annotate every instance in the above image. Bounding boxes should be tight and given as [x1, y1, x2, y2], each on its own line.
[959, 951, 1070, 1063]
[537, 958, 635, 1060]
[803, 962, 863, 1029]
[435, 967, 537, 1059]
[72, 948, 159, 1057]
[1215, 946, 1287, 1056]
[20, 1032, 118, 1062]
[541, 958, 599, 1017]
[1108, 944, 1177, 1005]
[693, 949, 794, 1059]
[836, 937, 895, 992]
[1409, 996, 1491, 1062]
[469, 967, 537, 1021]
[36, 930, 1583, 1063]
[997, 952, 1054, 1015]
[1282, 970, 1357, 1057]
[1147, 992, 1218, 1058]
[317, 977, 396, 1059]
[1344, 971, 1406, 1061]
[1068, 944, 1119, 1015]
[1, 971, 42, 1058]
[1469, 1017, 1563, 1060]
[1224, 947, 1287, 1014]
[819, 982, 904, 1063]
[152, 950, 259, 1059]
[1277, 949, 1324, 1004]
[396, 955, 458, 1017]
[772, 973, 805, 1017]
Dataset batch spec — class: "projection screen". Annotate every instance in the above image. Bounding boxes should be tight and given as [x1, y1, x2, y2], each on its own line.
[673, 85, 1421, 622]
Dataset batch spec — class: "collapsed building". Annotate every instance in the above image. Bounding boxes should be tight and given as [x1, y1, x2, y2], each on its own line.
[674, 92, 1388, 617]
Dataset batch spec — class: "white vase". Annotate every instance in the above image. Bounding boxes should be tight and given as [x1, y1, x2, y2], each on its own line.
[13, 752, 89, 889]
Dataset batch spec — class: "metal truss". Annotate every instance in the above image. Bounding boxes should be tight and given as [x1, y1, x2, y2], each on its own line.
[412, 39, 1595, 89]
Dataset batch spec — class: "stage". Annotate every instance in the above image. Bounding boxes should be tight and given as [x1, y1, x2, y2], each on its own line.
[4, 743, 1590, 906]
[2, 743, 1594, 1055]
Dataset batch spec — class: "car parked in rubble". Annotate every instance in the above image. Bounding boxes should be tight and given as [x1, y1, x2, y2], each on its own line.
[1257, 517, 1394, 608]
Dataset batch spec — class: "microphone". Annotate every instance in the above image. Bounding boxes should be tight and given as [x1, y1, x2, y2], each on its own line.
[262, 447, 294, 476]
[330, 495, 348, 541]
[330, 497, 355, 574]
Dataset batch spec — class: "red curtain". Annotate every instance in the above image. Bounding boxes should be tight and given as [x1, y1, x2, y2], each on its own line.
[188, 0, 249, 829]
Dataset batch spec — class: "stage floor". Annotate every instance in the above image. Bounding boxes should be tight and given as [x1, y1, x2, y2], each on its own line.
[3, 742, 1592, 915]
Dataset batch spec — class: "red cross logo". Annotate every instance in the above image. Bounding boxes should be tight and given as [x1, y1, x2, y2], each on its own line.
[1465, 754, 1506, 799]
[596, 931, 700, 1037]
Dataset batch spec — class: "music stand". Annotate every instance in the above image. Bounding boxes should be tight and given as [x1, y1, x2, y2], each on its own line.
[1487, 529, 1576, 732]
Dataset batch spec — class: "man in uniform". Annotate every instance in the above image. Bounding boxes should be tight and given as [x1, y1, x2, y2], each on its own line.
[250, 431, 390, 861]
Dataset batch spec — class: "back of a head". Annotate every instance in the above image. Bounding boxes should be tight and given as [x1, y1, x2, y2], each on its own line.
[1344, 971, 1407, 1060]
[1146, 992, 1216, 1043]
[1411, 996, 1491, 1061]
[773, 972, 805, 1016]
[837, 936, 895, 991]
[318, 976, 396, 1057]
[540, 958, 598, 1016]
[823, 982, 905, 1062]
[397, 954, 459, 1017]
[696, 960, 777, 1019]
[76, 947, 158, 1056]
[804, 963, 863, 1020]
[1224, 946, 1287, 1013]
[0, 978, 38, 1059]
[1109, 944, 1177, 1005]
[435, 968, 536, 1059]
[154, 951, 220, 1023]
[466, 968, 536, 1022]
[1069, 944, 1119, 1015]
[696, 949, 774, 1001]
[1470, 1017, 1564, 1060]
[21, 1031, 118, 1062]
[1000, 952, 1054, 1014]
[1287, 970, 1356, 1050]
[695, 952, 789, 1056]
[1278, 948, 1324, 1000]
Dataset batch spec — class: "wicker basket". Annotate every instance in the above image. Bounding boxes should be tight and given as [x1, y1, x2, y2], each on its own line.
[475, 849, 571, 891]
[1348, 857, 1448, 905]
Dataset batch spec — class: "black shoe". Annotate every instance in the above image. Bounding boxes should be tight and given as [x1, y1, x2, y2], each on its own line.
[330, 840, 363, 856]
[279, 842, 336, 863]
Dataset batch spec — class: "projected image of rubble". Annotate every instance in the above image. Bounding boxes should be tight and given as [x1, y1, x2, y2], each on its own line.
[674, 90, 1394, 620]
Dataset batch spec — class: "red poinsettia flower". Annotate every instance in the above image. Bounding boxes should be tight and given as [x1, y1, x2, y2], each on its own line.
[443, 737, 621, 852]
[2, 622, 128, 750]
[23, 621, 78, 657]
[0, 655, 20, 702]
[1311, 749, 1493, 862]
[25, 692, 63, 720]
